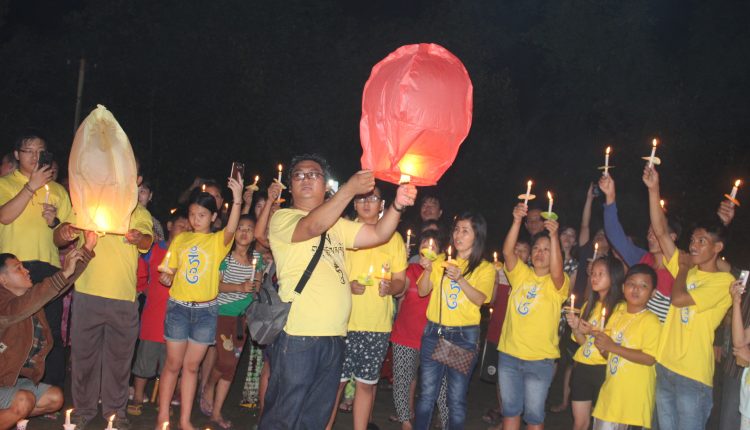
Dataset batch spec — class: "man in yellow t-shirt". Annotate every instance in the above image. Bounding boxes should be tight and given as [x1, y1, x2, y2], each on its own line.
[64, 196, 153, 428]
[0, 133, 73, 388]
[261, 155, 416, 430]
[327, 186, 407, 430]
[643, 165, 734, 430]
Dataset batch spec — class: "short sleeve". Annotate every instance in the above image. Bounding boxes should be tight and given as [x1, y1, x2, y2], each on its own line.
[663, 250, 679, 278]
[556, 273, 571, 298]
[690, 273, 734, 314]
[330, 217, 363, 249]
[269, 209, 303, 245]
[471, 262, 497, 303]
[0, 177, 15, 204]
[641, 315, 662, 357]
[390, 232, 408, 273]
[504, 259, 533, 290]
[166, 237, 181, 269]
[132, 206, 155, 236]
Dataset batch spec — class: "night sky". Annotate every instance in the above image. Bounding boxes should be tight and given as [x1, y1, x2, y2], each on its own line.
[1, 0, 749, 262]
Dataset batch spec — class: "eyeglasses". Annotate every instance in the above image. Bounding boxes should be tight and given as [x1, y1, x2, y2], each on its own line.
[354, 195, 381, 204]
[291, 171, 324, 181]
[17, 149, 44, 156]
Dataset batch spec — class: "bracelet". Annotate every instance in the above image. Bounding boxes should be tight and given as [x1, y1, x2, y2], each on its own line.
[233, 202, 242, 206]
[23, 184, 35, 195]
[392, 203, 406, 213]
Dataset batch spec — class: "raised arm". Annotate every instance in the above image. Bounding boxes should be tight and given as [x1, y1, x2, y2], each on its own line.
[546, 219, 565, 290]
[353, 184, 417, 249]
[254, 183, 282, 249]
[670, 251, 696, 307]
[599, 175, 647, 265]
[223, 176, 244, 245]
[502, 203, 527, 273]
[0, 166, 52, 224]
[578, 183, 595, 246]
[417, 257, 435, 297]
[730, 280, 750, 347]
[642, 166, 676, 260]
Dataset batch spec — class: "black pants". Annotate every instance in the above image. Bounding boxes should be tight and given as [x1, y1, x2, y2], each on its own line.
[24, 260, 66, 387]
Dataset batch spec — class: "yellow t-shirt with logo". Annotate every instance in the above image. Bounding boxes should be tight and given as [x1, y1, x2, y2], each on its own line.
[498, 262, 570, 360]
[572, 301, 608, 365]
[269, 209, 363, 336]
[593, 306, 661, 427]
[75, 204, 153, 302]
[655, 251, 734, 387]
[167, 230, 232, 302]
[0, 171, 73, 266]
[424, 255, 495, 327]
[347, 232, 407, 332]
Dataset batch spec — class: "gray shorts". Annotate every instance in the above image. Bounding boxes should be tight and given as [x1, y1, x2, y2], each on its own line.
[0, 378, 51, 409]
[340, 331, 390, 384]
[132, 340, 167, 378]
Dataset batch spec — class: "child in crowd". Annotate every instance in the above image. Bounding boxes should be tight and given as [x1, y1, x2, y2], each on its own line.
[566, 255, 624, 430]
[156, 176, 243, 430]
[202, 215, 260, 428]
[498, 203, 569, 430]
[591, 264, 662, 429]
[389, 230, 448, 430]
[128, 209, 190, 415]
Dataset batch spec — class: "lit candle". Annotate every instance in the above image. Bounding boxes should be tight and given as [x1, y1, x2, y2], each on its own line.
[405, 229, 411, 252]
[44, 184, 50, 204]
[107, 414, 115, 430]
[428, 238, 434, 249]
[648, 138, 658, 168]
[604, 146, 611, 176]
[201, 184, 206, 193]
[277, 164, 283, 183]
[570, 294, 576, 310]
[253, 175, 259, 186]
[730, 179, 741, 199]
[224, 202, 229, 212]
[399, 174, 411, 184]
[660, 199, 666, 210]
[546, 191, 553, 214]
[65, 408, 73, 425]
[368, 265, 373, 276]
[523, 180, 532, 206]
[277, 164, 283, 202]
[489, 307, 494, 315]
[159, 251, 171, 273]
[447, 246, 453, 262]
[162, 423, 168, 430]
[592, 242, 599, 260]
[600, 307, 607, 329]
[169, 208, 177, 215]
[493, 251, 498, 264]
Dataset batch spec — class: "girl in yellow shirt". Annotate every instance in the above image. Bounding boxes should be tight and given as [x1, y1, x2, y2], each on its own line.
[566, 255, 624, 430]
[156, 177, 243, 430]
[415, 212, 495, 430]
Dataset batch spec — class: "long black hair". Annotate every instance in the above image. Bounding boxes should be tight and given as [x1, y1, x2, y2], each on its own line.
[451, 211, 487, 277]
[229, 214, 257, 261]
[581, 254, 625, 323]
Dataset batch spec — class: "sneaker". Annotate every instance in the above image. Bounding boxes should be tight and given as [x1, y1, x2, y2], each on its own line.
[112, 416, 131, 430]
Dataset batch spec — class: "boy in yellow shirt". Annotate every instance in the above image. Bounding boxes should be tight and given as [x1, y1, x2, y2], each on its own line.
[643, 165, 734, 430]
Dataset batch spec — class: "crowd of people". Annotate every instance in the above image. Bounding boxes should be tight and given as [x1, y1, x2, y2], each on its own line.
[0, 131, 747, 430]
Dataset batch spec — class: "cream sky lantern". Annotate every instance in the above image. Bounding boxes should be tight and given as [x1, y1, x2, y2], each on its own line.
[69, 105, 138, 234]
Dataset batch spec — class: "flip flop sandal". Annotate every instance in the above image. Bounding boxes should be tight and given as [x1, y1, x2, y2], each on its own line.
[127, 403, 143, 416]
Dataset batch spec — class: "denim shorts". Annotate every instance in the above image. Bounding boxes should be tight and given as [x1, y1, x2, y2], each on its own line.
[164, 299, 218, 345]
[498, 351, 555, 425]
[0, 378, 52, 409]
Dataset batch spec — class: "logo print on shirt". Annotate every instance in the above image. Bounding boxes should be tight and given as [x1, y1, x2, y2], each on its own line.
[582, 319, 599, 358]
[516, 285, 539, 316]
[609, 330, 626, 375]
[184, 245, 208, 284]
[446, 279, 461, 310]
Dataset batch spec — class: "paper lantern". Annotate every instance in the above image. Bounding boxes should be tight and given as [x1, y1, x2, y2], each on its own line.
[69, 105, 138, 234]
[360, 43, 473, 186]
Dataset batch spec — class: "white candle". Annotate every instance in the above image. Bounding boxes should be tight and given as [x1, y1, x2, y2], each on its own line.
[592, 242, 599, 260]
[201, 184, 206, 193]
[547, 191, 553, 214]
[224, 202, 229, 212]
[107, 414, 115, 430]
[601, 307, 607, 329]
[447, 246, 453, 262]
[277, 164, 283, 183]
[604, 146, 611, 176]
[493, 251, 498, 264]
[65, 408, 73, 425]
[253, 175, 259, 186]
[399, 174, 411, 184]
[406, 229, 411, 252]
[660, 199, 666, 210]
[570, 294, 576, 310]
[161, 423, 168, 430]
[159, 252, 171, 273]
[428, 238, 434, 249]
[523, 180, 532, 206]
[44, 184, 49, 204]
[730, 179, 741, 199]
[648, 138, 658, 168]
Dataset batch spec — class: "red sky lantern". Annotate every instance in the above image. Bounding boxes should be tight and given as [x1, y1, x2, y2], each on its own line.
[69, 105, 138, 234]
[360, 43, 473, 186]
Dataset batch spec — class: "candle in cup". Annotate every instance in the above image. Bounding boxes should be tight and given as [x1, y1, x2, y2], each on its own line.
[604, 146, 611, 176]
[65, 409, 73, 425]
[523, 180, 532, 206]
[44, 184, 50, 204]
[730, 179, 741, 199]
[648, 138, 658, 168]
[546, 191, 553, 214]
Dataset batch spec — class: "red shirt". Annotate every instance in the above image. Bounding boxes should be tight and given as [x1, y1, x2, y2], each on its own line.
[639, 252, 674, 296]
[138, 242, 171, 343]
[390, 264, 431, 349]
[485, 281, 510, 344]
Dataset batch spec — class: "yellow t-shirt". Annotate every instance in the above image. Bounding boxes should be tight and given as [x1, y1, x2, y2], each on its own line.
[269, 209, 363, 336]
[572, 300, 608, 365]
[498, 262, 570, 360]
[424, 255, 495, 327]
[0, 171, 73, 266]
[167, 230, 232, 302]
[75, 204, 153, 301]
[655, 251, 734, 387]
[346, 231, 407, 332]
[593, 306, 661, 427]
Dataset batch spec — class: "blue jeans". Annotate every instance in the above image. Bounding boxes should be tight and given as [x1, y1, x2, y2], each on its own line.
[258, 332, 345, 430]
[415, 322, 479, 430]
[497, 351, 556, 425]
[655, 363, 713, 430]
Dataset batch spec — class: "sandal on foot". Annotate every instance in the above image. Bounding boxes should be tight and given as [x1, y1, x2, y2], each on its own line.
[338, 400, 353, 413]
[127, 403, 143, 416]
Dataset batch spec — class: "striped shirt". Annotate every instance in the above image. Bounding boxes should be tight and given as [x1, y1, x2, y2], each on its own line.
[217, 253, 256, 307]
[646, 289, 671, 322]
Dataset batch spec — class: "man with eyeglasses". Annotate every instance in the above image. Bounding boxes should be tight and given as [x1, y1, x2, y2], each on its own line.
[261, 154, 417, 430]
[0, 132, 74, 392]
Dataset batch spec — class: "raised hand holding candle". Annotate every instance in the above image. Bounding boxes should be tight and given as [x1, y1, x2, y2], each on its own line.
[44, 184, 50, 204]
[725, 179, 742, 206]
[523, 180, 533, 205]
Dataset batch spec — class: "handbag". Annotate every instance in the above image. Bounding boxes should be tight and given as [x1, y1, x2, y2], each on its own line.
[246, 233, 326, 345]
[430, 270, 478, 375]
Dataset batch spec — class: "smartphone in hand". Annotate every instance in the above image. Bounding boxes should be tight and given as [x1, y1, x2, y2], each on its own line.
[38, 151, 54, 169]
[230, 162, 245, 182]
